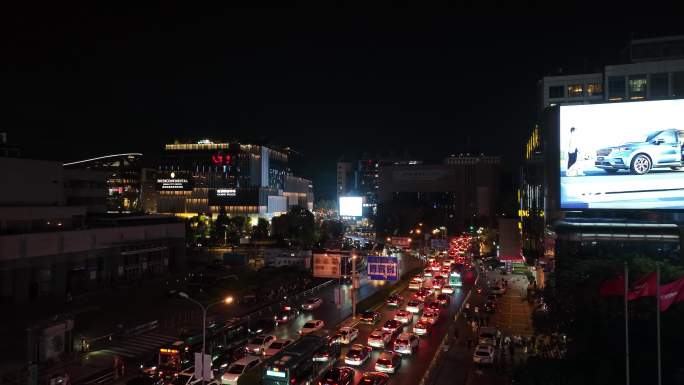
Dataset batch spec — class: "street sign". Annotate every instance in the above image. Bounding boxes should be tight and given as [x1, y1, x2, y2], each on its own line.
[312, 252, 343, 278]
[367, 256, 398, 281]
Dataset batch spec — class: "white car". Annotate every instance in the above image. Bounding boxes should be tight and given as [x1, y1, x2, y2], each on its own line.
[344, 344, 372, 366]
[299, 319, 325, 335]
[301, 297, 323, 311]
[408, 279, 422, 290]
[478, 327, 498, 346]
[336, 327, 359, 345]
[405, 300, 423, 314]
[441, 285, 455, 294]
[393, 310, 412, 325]
[374, 350, 402, 374]
[368, 329, 392, 348]
[473, 344, 495, 364]
[263, 338, 293, 356]
[245, 334, 276, 355]
[393, 332, 419, 355]
[420, 310, 439, 325]
[221, 356, 262, 385]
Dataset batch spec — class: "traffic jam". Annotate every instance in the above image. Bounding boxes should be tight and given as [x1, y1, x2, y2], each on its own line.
[134, 235, 501, 385]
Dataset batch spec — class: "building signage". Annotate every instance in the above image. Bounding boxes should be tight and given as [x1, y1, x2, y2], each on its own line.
[367, 256, 398, 281]
[312, 252, 342, 278]
[390, 236, 411, 249]
[216, 189, 236, 197]
[156, 172, 194, 191]
[208, 188, 259, 206]
[211, 153, 233, 165]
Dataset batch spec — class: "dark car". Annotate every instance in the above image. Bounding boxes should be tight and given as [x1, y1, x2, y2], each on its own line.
[484, 300, 496, 313]
[249, 318, 276, 335]
[212, 345, 246, 373]
[138, 354, 158, 376]
[436, 294, 451, 306]
[360, 310, 381, 324]
[381, 319, 403, 335]
[426, 301, 442, 313]
[319, 366, 355, 385]
[274, 306, 299, 324]
[386, 294, 404, 307]
[359, 372, 390, 385]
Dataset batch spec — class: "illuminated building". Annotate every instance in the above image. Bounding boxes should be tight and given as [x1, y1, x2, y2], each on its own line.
[157, 140, 313, 219]
[64, 153, 143, 213]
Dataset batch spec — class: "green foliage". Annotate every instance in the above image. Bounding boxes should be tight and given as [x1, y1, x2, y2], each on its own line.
[269, 206, 316, 247]
[251, 218, 270, 241]
[317, 220, 346, 245]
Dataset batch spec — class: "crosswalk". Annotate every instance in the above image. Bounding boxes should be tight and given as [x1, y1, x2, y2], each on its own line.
[98, 332, 178, 358]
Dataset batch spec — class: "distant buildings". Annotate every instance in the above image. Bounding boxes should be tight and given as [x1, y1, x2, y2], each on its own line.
[156, 140, 313, 220]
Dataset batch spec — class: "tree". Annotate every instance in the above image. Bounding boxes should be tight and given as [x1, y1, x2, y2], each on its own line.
[251, 218, 270, 241]
[268, 206, 316, 247]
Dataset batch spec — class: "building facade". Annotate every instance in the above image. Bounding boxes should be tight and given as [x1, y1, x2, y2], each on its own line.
[156, 140, 313, 219]
[0, 157, 185, 304]
[64, 153, 143, 213]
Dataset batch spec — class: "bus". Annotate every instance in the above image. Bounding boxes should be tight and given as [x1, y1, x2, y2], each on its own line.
[156, 318, 249, 382]
[262, 334, 338, 385]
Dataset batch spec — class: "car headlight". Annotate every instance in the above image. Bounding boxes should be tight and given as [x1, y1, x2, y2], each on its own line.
[617, 146, 631, 152]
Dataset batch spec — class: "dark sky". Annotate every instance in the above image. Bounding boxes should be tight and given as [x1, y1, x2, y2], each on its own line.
[4, 5, 684, 199]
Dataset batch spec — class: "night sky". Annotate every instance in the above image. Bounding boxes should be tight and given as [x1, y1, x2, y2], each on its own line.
[4, 5, 684, 199]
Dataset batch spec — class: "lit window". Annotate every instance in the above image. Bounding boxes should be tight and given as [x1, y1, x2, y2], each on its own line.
[628, 75, 647, 99]
[567, 84, 583, 97]
[586, 83, 603, 96]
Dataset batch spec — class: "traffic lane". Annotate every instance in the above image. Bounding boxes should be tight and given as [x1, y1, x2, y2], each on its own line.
[334, 285, 469, 384]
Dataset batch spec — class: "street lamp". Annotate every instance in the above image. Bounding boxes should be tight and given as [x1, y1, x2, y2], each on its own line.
[178, 292, 234, 383]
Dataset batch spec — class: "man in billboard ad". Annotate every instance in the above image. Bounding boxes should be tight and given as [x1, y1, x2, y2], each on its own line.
[559, 99, 684, 209]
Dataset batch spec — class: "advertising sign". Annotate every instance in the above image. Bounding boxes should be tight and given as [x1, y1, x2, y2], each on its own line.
[390, 236, 411, 249]
[430, 238, 448, 250]
[559, 100, 684, 209]
[312, 252, 342, 278]
[339, 196, 363, 217]
[208, 188, 259, 206]
[367, 256, 398, 281]
[156, 172, 194, 191]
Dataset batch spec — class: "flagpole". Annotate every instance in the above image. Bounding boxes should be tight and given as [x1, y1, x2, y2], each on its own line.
[624, 261, 630, 385]
[656, 263, 661, 385]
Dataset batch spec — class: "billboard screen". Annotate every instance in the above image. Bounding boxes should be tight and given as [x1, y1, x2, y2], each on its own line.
[339, 196, 363, 217]
[560, 99, 684, 209]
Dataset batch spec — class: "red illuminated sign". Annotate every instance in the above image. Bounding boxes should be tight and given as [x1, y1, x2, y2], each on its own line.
[211, 154, 232, 165]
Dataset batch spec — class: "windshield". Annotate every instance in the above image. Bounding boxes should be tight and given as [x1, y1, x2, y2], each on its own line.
[476, 350, 490, 356]
[303, 322, 316, 328]
[306, 299, 318, 304]
[362, 311, 374, 317]
[408, 301, 419, 306]
[396, 339, 408, 345]
[227, 364, 245, 374]
[269, 342, 283, 349]
[481, 333, 495, 339]
[645, 130, 664, 142]
[377, 358, 392, 365]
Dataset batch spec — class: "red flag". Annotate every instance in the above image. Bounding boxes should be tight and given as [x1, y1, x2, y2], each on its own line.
[599, 275, 625, 296]
[628, 272, 657, 300]
[659, 277, 684, 311]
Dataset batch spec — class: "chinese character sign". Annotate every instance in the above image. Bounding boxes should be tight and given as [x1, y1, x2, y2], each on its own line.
[313, 253, 342, 278]
[367, 256, 398, 281]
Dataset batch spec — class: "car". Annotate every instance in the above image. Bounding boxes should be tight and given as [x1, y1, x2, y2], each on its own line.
[386, 294, 404, 307]
[368, 329, 392, 348]
[344, 344, 372, 366]
[212, 345, 246, 373]
[490, 286, 506, 295]
[274, 306, 299, 325]
[319, 366, 355, 385]
[413, 320, 431, 336]
[360, 310, 381, 324]
[381, 319, 403, 335]
[393, 310, 412, 324]
[248, 318, 276, 335]
[300, 319, 325, 335]
[335, 327, 359, 345]
[484, 300, 496, 313]
[245, 334, 276, 355]
[302, 297, 323, 310]
[440, 285, 454, 294]
[408, 279, 422, 290]
[473, 344, 496, 364]
[405, 300, 424, 314]
[478, 327, 498, 346]
[417, 287, 433, 297]
[220, 356, 262, 385]
[393, 332, 419, 355]
[436, 294, 451, 306]
[595, 129, 684, 175]
[426, 301, 442, 312]
[420, 310, 439, 325]
[412, 275, 424, 283]
[374, 350, 402, 374]
[359, 372, 390, 385]
[138, 354, 158, 376]
[263, 338, 293, 356]
[486, 294, 497, 303]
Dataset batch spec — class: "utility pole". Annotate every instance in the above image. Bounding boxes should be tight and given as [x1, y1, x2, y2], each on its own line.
[351, 251, 360, 319]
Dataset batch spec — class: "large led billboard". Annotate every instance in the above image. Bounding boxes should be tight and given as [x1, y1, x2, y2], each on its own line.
[560, 99, 684, 209]
[339, 196, 363, 217]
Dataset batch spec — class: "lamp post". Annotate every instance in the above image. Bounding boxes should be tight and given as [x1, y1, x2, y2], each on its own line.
[178, 292, 233, 383]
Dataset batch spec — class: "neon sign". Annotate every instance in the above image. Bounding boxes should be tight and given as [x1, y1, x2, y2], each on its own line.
[211, 154, 232, 165]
